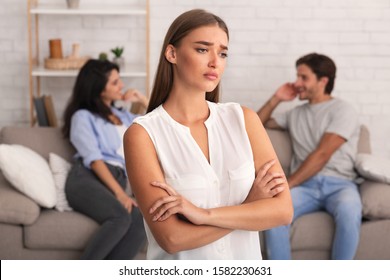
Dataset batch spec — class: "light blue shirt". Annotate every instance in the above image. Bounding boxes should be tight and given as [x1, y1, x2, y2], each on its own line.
[70, 107, 138, 169]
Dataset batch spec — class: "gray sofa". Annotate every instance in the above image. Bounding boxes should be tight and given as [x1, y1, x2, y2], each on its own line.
[263, 126, 390, 259]
[1, 126, 390, 259]
[0, 126, 148, 260]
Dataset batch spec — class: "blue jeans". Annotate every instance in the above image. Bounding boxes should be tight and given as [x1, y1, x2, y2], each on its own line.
[265, 175, 362, 260]
[65, 160, 146, 260]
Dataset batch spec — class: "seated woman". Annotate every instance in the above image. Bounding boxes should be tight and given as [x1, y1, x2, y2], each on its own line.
[62, 59, 147, 260]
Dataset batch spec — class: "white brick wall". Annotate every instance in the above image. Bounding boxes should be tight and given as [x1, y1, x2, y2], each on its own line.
[1, 0, 390, 158]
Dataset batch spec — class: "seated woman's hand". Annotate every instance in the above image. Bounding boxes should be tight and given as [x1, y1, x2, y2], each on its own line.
[245, 159, 286, 203]
[116, 191, 138, 213]
[122, 89, 148, 108]
[149, 181, 208, 225]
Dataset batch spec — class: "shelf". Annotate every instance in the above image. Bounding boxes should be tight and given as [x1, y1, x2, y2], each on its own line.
[32, 65, 147, 78]
[27, 0, 150, 126]
[30, 4, 147, 15]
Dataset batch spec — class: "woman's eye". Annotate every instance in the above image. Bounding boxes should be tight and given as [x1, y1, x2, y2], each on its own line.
[220, 52, 228, 58]
[196, 48, 207, 53]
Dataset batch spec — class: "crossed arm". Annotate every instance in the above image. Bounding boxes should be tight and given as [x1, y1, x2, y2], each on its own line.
[124, 107, 293, 254]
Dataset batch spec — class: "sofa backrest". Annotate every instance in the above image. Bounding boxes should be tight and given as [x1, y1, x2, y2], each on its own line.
[0, 126, 76, 162]
[266, 125, 371, 176]
[266, 129, 292, 175]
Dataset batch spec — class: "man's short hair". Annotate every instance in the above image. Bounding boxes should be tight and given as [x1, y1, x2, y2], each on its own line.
[296, 53, 336, 94]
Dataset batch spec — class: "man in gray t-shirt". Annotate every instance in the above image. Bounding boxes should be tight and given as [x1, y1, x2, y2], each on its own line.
[257, 53, 362, 260]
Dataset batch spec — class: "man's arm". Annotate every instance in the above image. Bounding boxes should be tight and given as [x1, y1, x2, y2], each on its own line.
[257, 82, 297, 129]
[287, 133, 346, 188]
[257, 95, 282, 128]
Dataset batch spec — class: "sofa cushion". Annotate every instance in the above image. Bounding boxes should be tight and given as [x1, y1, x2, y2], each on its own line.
[355, 219, 390, 260]
[0, 126, 75, 162]
[360, 180, 390, 220]
[24, 209, 98, 250]
[0, 144, 57, 208]
[290, 212, 334, 251]
[266, 129, 292, 175]
[0, 173, 40, 225]
[355, 153, 390, 184]
[49, 153, 73, 212]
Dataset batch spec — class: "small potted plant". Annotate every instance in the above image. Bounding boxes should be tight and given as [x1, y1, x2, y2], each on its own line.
[111, 46, 125, 68]
[98, 52, 108, 61]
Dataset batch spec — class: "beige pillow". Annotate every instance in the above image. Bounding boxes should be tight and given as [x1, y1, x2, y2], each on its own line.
[355, 153, 390, 184]
[49, 153, 73, 212]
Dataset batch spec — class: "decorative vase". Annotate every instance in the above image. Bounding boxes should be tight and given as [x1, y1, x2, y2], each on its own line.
[66, 0, 80, 9]
[113, 57, 125, 69]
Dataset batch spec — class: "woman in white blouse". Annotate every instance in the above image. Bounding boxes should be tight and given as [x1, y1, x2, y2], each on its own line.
[124, 9, 293, 260]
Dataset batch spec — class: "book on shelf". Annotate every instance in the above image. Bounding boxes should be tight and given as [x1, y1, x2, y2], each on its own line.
[33, 95, 58, 127]
[33, 96, 49, 126]
[43, 95, 58, 127]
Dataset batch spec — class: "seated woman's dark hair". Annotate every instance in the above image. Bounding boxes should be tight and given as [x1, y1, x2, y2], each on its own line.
[62, 59, 119, 138]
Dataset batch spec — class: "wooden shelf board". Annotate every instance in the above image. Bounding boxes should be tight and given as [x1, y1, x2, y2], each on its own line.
[32, 65, 147, 78]
[30, 4, 146, 15]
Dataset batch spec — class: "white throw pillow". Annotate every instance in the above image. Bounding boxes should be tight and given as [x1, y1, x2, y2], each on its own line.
[355, 153, 390, 184]
[49, 153, 73, 212]
[0, 144, 56, 208]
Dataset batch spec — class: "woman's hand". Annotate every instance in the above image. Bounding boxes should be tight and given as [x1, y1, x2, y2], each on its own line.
[149, 181, 208, 225]
[122, 89, 149, 108]
[245, 159, 286, 203]
[116, 191, 138, 213]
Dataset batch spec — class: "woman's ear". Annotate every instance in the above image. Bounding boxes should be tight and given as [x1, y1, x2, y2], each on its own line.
[165, 44, 176, 64]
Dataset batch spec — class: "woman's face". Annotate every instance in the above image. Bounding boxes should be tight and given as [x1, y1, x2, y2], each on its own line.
[167, 24, 229, 93]
[100, 69, 124, 105]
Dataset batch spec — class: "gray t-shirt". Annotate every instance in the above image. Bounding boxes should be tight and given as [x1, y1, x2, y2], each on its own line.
[274, 98, 359, 180]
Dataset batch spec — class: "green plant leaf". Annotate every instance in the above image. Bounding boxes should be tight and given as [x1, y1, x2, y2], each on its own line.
[110, 46, 124, 57]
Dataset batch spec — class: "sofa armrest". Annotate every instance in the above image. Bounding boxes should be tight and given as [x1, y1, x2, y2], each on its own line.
[360, 179, 390, 220]
[0, 172, 40, 225]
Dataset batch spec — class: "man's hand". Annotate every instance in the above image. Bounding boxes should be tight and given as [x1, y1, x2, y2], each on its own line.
[274, 82, 298, 101]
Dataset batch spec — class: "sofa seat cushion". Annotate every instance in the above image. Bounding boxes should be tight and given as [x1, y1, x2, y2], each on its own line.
[360, 180, 390, 220]
[0, 173, 40, 225]
[355, 219, 390, 259]
[23, 210, 98, 250]
[290, 212, 334, 251]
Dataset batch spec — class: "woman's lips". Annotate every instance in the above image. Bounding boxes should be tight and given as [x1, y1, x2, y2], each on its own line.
[204, 73, 218, 80]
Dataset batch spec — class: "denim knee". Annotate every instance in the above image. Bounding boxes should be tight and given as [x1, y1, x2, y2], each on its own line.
[333, 203, 362, 225]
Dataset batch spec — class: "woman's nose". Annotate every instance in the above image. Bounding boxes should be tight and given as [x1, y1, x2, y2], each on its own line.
[208, 52, 218, 68]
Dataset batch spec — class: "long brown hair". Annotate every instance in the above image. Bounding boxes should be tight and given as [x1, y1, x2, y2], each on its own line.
[62, 59, 119, 138]
[147, 9, 229, 113]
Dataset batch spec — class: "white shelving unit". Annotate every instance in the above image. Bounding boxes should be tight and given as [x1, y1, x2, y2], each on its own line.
[27, 0, 150, 126]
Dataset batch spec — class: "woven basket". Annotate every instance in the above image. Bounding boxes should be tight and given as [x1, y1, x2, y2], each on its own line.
[44, 56, 90, 70]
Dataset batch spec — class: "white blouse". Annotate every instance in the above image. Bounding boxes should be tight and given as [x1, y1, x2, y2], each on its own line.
[134, 102, 262, 260]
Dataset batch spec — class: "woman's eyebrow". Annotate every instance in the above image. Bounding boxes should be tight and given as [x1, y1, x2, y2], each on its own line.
[193, 41, 228, 50]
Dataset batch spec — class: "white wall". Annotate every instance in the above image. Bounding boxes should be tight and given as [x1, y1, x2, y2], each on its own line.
[1, 0, 390, 157]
